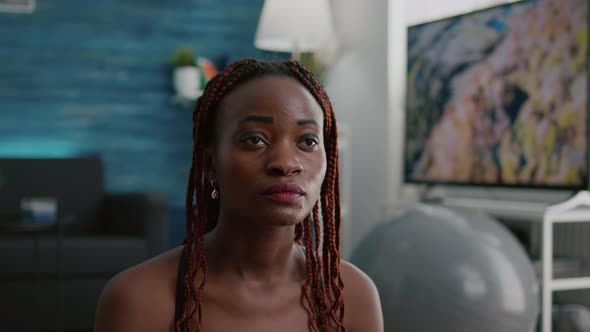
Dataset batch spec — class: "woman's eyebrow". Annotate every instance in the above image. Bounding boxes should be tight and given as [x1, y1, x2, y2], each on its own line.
[240, 115, 273, 124]
[297, 119, 319, 127]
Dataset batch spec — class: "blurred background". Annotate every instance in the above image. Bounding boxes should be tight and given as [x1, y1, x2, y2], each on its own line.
[2, 0, 590, 331]
[0, 0, 285, 247]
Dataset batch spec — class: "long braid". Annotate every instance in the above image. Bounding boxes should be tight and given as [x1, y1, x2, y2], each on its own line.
[311, 203, 329, 329]
[312, 203, 324, 305]
[180, 95, 208, 331]
[176, 100, 201, 331]
[177, 58, 344, 331]
[302, 214, 320, 332]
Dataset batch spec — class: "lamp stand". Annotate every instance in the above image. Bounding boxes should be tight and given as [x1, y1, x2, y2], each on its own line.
[291, 51, 301, 62]
[291, 42, 301, 62]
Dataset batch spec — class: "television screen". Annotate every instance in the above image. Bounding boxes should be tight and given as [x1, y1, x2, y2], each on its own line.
[404, 0, 588, 189]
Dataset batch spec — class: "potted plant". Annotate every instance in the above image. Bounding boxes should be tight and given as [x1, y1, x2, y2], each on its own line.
[171, 46, 201, 100]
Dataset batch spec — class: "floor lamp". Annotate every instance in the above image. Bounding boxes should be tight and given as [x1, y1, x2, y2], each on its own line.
[254, 0, 336, 61]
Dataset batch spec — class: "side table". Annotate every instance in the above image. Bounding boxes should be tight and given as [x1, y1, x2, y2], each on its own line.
[0, 215, 73, 332]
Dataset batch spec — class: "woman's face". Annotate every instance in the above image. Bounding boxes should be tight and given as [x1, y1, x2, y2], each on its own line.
[209, 75, 327, 227]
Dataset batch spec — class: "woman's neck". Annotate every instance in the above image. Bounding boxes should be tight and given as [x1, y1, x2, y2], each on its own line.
[204, 215, 304, 285]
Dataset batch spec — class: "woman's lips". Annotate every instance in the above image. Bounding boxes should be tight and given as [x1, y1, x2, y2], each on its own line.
[262, 191, 304, 204]
[261, 183, 305, 204]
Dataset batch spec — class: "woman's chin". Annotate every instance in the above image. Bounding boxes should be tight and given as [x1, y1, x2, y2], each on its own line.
[255, 208, 310, 228]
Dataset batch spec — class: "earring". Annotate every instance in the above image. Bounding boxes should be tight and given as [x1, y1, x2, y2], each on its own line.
[210, 179, 219, 200]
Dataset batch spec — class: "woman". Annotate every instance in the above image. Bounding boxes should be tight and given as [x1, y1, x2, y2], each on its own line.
[95, 59, 383, 332]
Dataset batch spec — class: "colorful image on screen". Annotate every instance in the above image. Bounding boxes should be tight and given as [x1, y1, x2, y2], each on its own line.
[404, 0, 588, 188]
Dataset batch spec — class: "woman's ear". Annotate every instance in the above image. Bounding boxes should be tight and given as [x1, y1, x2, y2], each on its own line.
[203, 146, 217, 182]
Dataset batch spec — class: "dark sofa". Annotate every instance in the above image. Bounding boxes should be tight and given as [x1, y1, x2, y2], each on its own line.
[0, 156, 169, 330]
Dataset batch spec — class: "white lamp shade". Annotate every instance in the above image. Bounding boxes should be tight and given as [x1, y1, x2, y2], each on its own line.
[255, 0, 335, 52]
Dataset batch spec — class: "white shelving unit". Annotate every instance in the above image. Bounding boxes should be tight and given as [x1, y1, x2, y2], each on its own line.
[438, 191, 590, 331]
[541, 191, 590, 332]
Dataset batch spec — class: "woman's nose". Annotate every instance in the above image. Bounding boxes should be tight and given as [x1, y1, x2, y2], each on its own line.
[266, 143, 303, 176]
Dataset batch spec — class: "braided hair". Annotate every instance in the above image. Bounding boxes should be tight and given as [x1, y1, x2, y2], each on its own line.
[177, 58, 344, 332]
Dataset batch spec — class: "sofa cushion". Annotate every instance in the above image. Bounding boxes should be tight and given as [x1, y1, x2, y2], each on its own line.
[0, 157, 104, 233]
[0, 235, 147, 278]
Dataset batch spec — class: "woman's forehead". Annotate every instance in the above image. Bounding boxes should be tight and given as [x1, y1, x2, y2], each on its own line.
[217, 76, 324, 124]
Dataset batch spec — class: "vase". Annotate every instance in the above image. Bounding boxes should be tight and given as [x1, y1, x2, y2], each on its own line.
[173, 66, 201, 100]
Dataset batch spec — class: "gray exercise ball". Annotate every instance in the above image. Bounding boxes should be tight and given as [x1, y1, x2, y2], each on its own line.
[351, 204, 539, 332]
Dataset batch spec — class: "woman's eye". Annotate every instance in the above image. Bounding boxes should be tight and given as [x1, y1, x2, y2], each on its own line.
[304, 138, 318, 146]
[241, 135, 266, 146]
[299, 136, 320, 149]
[248, 137, 262, 144]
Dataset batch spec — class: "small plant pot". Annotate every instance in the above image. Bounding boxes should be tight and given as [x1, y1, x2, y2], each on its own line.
[173, 66, 201, 100]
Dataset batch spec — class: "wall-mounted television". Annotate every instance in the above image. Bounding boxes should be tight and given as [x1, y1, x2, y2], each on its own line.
[404, 0, 588, 189]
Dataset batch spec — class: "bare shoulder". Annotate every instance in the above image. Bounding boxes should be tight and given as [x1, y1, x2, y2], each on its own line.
[94, 246, 184, 332]
[340, 260, 384, 332]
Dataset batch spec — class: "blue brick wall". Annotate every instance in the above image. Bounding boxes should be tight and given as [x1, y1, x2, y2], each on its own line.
[0, 0, 287, 246]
